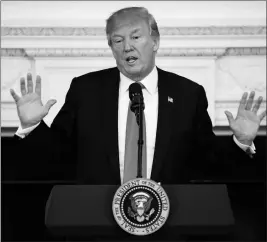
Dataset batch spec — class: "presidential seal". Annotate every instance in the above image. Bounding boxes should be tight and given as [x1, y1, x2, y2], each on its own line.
[112, 178, 170, 235]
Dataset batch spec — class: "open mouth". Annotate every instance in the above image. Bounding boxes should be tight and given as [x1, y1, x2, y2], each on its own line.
[126, 56, 138, 64]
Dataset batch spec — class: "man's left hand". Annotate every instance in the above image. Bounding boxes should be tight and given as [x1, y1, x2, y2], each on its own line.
[225, 91, 266, 146]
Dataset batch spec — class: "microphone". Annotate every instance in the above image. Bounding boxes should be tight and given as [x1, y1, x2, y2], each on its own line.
[129, 82, 145, 179]
[129, 83, 144, 116]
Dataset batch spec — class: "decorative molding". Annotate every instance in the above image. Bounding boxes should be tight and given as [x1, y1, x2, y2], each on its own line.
[24, 48, 112, 57]
[23, 48, 228, 57]
[1, 27, 106, 36]
[0, 48, 28, 57]
[160, 26, 266, 36]
[159, 48, 227, 57]
[224, 47, 266, 56]
[1, 47, 266, 58]
[1, 26, 266, 36]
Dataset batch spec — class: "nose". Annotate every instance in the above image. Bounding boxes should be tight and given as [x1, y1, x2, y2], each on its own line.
[124, 39, 133, 52]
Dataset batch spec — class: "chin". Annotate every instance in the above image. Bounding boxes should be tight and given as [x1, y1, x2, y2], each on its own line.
[126, 65, 143, 74]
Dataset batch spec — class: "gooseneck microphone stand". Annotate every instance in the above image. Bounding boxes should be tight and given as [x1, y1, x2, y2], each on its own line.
[136, 97, 144, 179]
[129, 82, 145, 179]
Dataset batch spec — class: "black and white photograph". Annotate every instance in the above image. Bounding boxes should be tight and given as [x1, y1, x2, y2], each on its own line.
[1, 1, 266, 241]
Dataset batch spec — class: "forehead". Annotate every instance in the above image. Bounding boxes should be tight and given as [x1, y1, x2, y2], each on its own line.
[110, 14, 149, 36]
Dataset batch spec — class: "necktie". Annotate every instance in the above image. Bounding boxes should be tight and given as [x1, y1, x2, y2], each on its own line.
[123, 86, 147, 183]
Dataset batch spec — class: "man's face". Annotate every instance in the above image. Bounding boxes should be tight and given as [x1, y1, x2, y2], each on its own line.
[109, 14, 159, 81]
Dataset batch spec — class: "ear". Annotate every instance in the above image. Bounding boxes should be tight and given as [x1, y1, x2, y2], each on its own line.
[152, 37, 160, 52]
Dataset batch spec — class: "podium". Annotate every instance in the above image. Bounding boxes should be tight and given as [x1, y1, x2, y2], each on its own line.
[45, 185, 235, 241]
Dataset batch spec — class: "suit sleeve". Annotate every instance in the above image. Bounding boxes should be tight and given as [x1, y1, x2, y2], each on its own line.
[194, 85, 253, 180]
[13, 78, 79, 180]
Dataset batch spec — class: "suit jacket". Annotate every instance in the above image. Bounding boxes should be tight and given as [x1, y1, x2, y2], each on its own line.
[16, 67, 250, 184]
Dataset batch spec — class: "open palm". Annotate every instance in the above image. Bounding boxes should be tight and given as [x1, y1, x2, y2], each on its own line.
[10, 73, 56, 129]
[225, 92, 266, 146]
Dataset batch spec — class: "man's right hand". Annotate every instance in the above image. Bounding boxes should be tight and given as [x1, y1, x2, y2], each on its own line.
[10, 73, 57, 129]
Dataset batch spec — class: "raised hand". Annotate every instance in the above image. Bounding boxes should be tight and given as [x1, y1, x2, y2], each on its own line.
[225, 91, 266, 146]
[10, 73, 57, 129]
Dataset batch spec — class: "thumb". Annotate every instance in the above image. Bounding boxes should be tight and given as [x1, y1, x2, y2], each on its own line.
[224, 111, 234, 125]
[10, 89, 20, 103]
[259, 110, 266, 121]
[44, 99, 57, 113]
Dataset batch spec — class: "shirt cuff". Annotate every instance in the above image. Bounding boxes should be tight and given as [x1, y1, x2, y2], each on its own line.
[233, 135, 256, 155]
[15, 122, 41, 139]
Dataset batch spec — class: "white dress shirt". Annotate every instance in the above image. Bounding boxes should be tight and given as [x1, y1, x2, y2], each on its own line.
[118, 66, 158, 182]
[16, 66, 255, 184]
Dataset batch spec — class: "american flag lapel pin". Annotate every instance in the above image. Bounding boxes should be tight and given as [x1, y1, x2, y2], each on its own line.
[168, 96, 173, 103]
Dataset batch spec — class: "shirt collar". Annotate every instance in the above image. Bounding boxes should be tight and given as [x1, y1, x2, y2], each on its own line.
[119, 66, 158, 95]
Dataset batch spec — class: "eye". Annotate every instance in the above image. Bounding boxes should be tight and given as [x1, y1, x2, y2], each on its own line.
[133, 36, 140, 40]
[112, 39, 122, 44]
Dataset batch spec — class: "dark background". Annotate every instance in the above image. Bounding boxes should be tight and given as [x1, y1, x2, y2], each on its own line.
[1, 127, 266, 241]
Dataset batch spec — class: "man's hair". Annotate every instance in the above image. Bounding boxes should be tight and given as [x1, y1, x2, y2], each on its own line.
[106, 7, 160, 46]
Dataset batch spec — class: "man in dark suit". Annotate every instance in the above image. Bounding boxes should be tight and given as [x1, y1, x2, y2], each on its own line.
[10, 7, 266, 185]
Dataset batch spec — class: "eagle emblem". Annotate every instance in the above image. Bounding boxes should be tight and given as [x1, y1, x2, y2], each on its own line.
[127, 192, 155, 222]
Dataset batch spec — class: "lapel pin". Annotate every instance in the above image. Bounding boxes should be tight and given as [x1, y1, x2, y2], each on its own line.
[168, 96, 173, 103]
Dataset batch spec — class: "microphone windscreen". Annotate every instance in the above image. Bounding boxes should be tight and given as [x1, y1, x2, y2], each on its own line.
[129, 82, 142, 101]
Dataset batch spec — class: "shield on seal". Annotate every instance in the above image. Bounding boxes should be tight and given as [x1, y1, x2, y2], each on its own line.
[112, 178, 170, 236]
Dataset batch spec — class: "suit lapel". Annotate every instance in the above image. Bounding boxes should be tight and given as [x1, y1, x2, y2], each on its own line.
[101, 68, 121, 184]
[151, 67, 173, 182]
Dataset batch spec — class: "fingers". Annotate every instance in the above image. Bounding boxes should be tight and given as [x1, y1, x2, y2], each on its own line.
[27, 73, 33, 93]
[35, 75, 41, 96]
[239, 91, 264, 114]
[224, 111, 234, 126]
[252, 96, 263, 113]
[20, 73, 42, 96]
[259, 110, 266, 121]
[245, 91, 255, 110]
[20, 77, 27, 96]
[44, 99, 57, 114]
[10, 89, 20, 103]
[238, 92, 248, 110]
